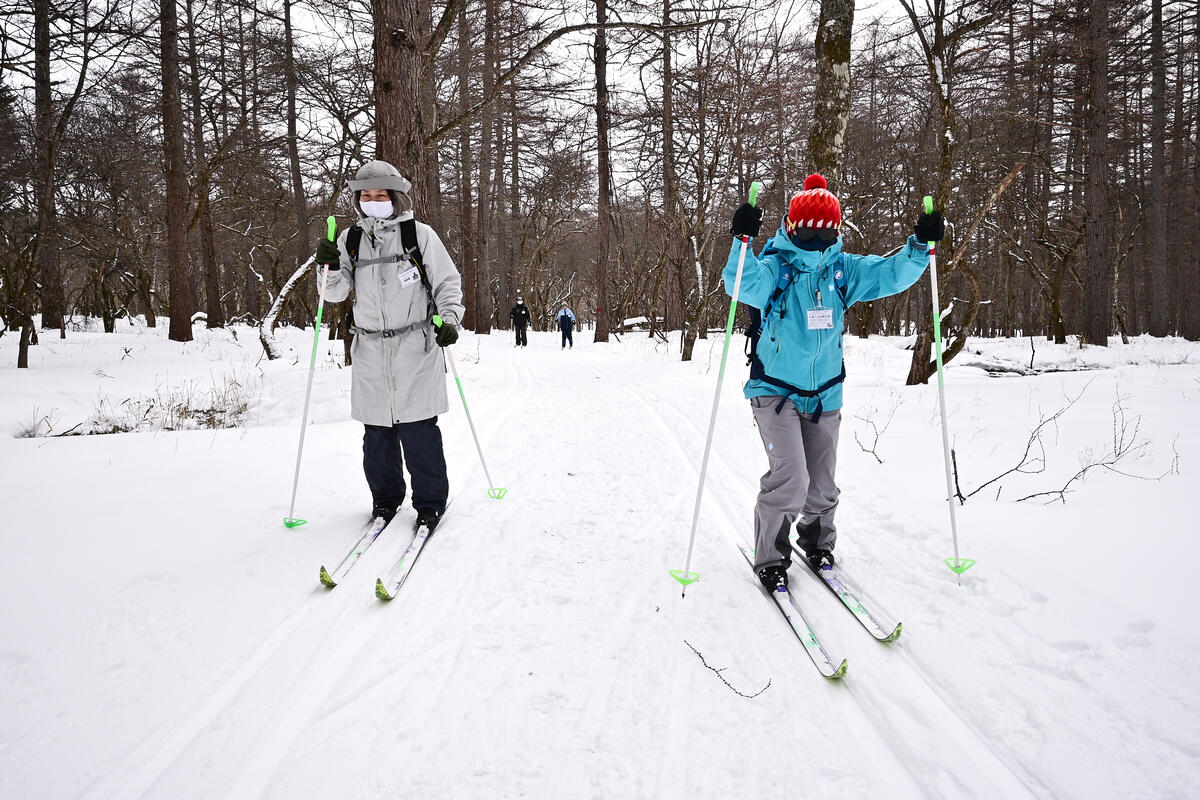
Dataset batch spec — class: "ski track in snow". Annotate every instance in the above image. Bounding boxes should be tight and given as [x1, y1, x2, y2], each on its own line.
[82, 347, 536, 799]
[596, 362, 1048, 799]
[582, 364, 921, 796]
[6, 327, 1199, 799]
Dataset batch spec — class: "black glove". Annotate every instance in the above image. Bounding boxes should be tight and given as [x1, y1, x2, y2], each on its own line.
[913, 210, 945, 243]
[435, 321, 459, 347]
[731, 203, 764, 238]
[316, 238, 341, 270]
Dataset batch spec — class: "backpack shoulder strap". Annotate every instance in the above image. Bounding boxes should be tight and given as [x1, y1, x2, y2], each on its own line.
[400, 218, 429, 286]
[400, 217, 439, 319]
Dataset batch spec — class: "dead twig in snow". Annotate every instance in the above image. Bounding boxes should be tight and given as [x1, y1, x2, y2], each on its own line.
[684, 641, 770, 699]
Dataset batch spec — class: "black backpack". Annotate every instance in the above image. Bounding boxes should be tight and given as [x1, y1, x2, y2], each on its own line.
[343, 218, 436, 332]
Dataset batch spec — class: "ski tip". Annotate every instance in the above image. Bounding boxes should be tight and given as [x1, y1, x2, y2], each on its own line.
[828, 659, 849, 680]
[945, 557, 976, 576]
[488, 487, 507, 500]
[283, 517, 307, 528]
[669, 569, 700, 588]
[882, 622, 903, 643]
[319, 566, 336, 588]
[375, 578, 393, 602]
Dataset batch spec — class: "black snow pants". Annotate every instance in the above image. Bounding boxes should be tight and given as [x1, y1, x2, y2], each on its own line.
[514, 324, 528, 346]
[363, 417, 449, 514]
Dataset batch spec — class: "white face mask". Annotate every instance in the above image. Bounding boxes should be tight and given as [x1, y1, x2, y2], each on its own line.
[361, 200, 393, 218]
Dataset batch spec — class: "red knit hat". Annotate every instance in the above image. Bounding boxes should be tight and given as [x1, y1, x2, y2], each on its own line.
[786, 174, 842, 233]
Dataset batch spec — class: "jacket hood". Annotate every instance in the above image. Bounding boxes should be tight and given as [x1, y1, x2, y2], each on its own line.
[348, 160, 412, 193]
[766, 222, 843, 271]
[349, 160, 414, 218]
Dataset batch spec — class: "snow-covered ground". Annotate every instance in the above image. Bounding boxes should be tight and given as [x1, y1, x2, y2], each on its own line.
[1, 319, 1197, 799]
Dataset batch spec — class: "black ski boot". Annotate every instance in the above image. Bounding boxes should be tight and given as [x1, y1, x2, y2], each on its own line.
[415, 508, 443, 533]
[756, 564, 789, 591]
[805, 549, 835, 572]
[371, 503, 398, 523]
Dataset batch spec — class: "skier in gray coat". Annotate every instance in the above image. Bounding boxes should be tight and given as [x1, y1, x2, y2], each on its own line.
[315, 160, 465, 530]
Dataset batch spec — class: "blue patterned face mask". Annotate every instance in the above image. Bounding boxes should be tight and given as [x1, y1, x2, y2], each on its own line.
[789, 232, 837, 251]
[787, 225, 839, 250]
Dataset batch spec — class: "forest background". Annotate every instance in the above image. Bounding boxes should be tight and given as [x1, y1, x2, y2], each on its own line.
[2, 0, 1198, 379]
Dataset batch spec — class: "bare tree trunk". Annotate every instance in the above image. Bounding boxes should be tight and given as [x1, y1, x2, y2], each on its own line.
[187, 0, 224, 328]
[161, 0, 194, 342]
[1147, 0, 1168, 336]
[808, 0, 855, 192]
[473, 0, 497, 334]
[33, 0, 64, 335]
[901, 0, 959, 384]
[1081, 0, 1112, 346]
[457, 7, 477, 330]
[593, 0, 613, 343]
[1186, 1, 1200, 340]
[372, 0, 431, 209]
[284, 0, 310, 288]
[508, 41, 522, 317]
[661, 0, 684, 337]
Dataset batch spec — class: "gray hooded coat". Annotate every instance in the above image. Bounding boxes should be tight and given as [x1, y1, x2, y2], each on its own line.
[322, 163, 465, 426]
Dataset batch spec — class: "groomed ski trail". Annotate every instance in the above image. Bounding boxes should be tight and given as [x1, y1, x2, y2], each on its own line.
[581, 361, 929, 798]
[83, 346, 535, 800]
[593, 360, 1049, 799]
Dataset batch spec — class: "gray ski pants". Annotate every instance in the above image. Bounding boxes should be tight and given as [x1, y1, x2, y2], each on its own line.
[750, 396, 841, 570]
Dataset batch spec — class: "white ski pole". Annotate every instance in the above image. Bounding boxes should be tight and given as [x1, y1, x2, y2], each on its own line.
[923, 196, 973, 581]
[435, 316, 507, 500]
[671, 181, 762, 597]
[284, 216, 337, 528]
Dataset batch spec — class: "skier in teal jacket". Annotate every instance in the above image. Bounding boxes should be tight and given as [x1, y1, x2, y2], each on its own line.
[725, 174, 944, 590]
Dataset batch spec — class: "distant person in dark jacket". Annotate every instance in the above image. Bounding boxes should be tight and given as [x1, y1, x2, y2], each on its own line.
[556, 303, 576, 349]
[510, 296, 531, 347]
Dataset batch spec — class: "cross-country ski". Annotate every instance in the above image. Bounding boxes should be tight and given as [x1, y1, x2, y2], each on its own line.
[318, 515, 392, 588]
[739, 544, 848, 679]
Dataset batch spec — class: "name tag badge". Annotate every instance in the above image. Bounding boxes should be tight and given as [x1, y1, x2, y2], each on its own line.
[807, 308, 834, 330]
[398, 265, 421, 287]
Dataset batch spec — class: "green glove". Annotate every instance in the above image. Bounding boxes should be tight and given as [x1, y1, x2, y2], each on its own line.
[435, 320, 459, 347]
[316, 238, 341, 270]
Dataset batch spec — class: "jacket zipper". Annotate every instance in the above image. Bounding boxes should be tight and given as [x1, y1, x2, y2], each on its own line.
[373, 230, 397, 423]
[811, 250, 825, 391]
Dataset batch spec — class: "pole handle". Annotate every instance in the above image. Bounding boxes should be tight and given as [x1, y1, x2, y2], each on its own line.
[748, 181, 763, 208]
[923, 195, 933, 216]
[326, 215, 337, 241]
[432, 314, 443, 328]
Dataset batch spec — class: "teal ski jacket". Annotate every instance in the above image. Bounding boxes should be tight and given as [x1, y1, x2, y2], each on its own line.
[723, 227, 932, 415]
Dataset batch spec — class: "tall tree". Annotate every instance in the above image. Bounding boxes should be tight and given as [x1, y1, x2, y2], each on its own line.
[284, 0, 309, 287]
[1081, 0, 1112, 346]
[33, 0, 64, 335]
[593, 0, 613, 343]
[473, 0, 497, 333]
[372, 0, 432, 206]
[1147, 0, 1168, 336]
[457, 6, 477, 329]
[187, 0, 224, 328]
[161, 0, 194, 342]
[808, 0, 855, 192]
